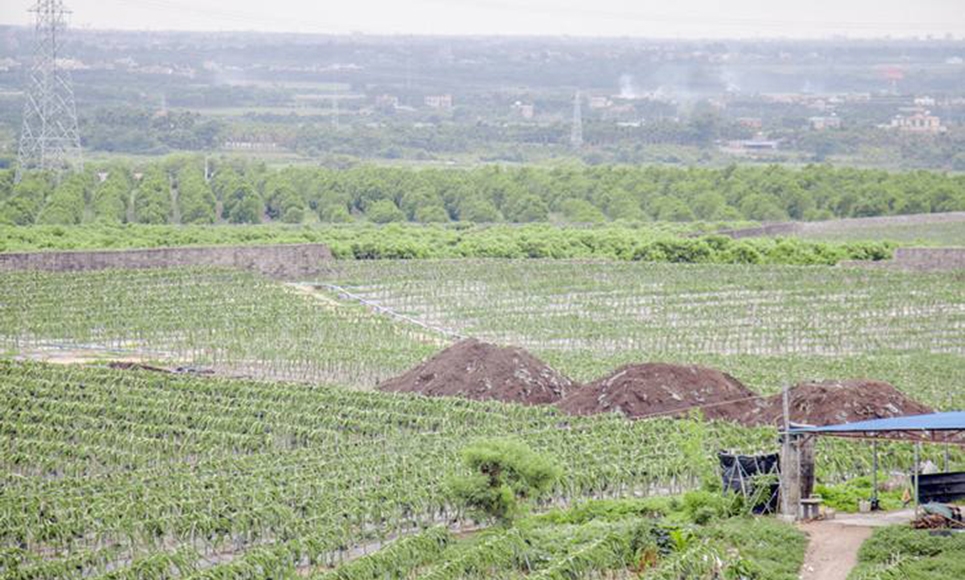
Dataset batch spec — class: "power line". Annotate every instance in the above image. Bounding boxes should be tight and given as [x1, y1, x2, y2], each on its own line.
[570, 91, 582, 150]
[16, 0, 83, 182]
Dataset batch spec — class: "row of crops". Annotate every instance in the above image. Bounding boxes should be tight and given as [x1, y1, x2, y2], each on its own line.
[1, 262, 963, 407]
[0, 360, 771, 579]
[325, 260, 965, 358]
[1, 361, 951, 579]
[0, 268, 437, 386]
[323, 259, 965, 408]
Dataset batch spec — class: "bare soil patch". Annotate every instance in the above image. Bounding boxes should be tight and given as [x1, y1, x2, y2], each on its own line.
[798, 520, 872, 580]
[717, 379, 933, 427]
[378, 338, 575, 405]
[556, 363, 754, 419]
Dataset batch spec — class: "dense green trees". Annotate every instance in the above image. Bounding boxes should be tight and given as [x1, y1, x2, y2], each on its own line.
[92, 169, 133, 223]
[176, 168, 217, 224]
[36, 174, 88, 225]
[132, 169, 173, 224]
[3, 159, 964, 227]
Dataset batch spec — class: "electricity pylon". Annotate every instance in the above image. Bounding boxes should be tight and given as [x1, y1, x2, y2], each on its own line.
[16, 0, 83, 182]
[570, 91, 583, 149]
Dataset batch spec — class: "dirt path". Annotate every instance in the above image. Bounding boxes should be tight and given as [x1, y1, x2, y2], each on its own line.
[797, 521, 872, 580]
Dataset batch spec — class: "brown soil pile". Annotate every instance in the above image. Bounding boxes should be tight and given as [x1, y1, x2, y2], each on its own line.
[378, 338, 575, 405]
[718, 379, 934, 427]
[556, 363, 755, 419]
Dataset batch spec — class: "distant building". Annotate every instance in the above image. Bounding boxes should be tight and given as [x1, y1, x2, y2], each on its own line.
[808, 116, 842, 130]
[424, 94, 453, 110]
[808, 99, 829, 112]
[890, 111, 945, 134]
[608, 103, 636, 115]
[375, 94, 399, 109]
[588, 96, 611, 109]
[914, 96, 936, 107]
[223, 141, 280, 151]
[737, 117, 763, 130]
[723, 134, 781, 153]
[511, 101, 535, 119]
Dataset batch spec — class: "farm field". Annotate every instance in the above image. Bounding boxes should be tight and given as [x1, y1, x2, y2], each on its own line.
[1, 257, 964, 579]
[1, 360, 787, 579]
[0, 268, 437, 386]
[324, 260, 965, 407]
[2, 261, 964, 406]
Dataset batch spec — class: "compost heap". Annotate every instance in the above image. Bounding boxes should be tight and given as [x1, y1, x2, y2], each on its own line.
[556, 363, 755, 419]
[378, 338, 575, 405]
[726, 379, 934, 427]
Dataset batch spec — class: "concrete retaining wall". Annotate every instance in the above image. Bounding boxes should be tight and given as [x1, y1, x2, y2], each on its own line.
[706, 223, 801, 239]
[0, 244, 333, 279]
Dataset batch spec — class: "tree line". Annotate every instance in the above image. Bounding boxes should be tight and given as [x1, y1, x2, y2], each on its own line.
[2, 157, 964, 227]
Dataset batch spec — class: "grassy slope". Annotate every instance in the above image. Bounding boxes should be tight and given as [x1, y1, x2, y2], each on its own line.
[848, 525, 965, 580]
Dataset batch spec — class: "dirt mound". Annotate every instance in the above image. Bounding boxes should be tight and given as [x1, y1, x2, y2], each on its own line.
[378, 338, 575, 405]
[557, 363, 755, 419]
[721, 379, 934, 427]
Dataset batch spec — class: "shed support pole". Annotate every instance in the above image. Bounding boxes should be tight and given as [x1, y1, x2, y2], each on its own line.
[872, 439, 878, 508]
[780, 384, 799, 520]
[913, 442, 921, 511]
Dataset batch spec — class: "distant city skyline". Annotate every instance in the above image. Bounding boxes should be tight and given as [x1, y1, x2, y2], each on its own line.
[1, 0, 964, 39]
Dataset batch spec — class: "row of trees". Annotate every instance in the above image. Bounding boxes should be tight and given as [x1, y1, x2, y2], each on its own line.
[2, 157, 964, 226]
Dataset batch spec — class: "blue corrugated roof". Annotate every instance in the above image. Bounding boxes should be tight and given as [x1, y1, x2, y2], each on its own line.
[789, 412, 965, 434]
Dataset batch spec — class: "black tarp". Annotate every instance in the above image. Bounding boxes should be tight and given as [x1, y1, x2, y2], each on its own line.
[719, 452, 780, 514]
[918, 471, 965, 504]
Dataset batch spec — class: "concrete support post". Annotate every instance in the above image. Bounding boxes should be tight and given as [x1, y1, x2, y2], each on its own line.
[781, 433, 802, 520]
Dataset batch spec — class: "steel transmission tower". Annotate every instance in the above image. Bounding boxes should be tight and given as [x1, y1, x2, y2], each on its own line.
[569, 91, 583, 149]
[16, 0, 83, 182]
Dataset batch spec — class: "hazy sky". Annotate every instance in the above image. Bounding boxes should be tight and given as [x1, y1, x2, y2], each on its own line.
[1, 0, 964, 38]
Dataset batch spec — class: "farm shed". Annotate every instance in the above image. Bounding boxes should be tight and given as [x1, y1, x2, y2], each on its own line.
[785, 412, 965, 517]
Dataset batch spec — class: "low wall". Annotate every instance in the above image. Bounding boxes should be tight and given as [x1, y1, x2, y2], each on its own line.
[0, 243, 333, 280]
[707, 223, 801, 239]
[840, 247, 965, 272]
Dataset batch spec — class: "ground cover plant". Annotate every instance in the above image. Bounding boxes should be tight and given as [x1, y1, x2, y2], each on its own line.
[308, 493, 807, 579]
[813, 476, 904, 513]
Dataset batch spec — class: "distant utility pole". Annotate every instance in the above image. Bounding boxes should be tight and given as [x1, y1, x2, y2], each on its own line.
[16, 0, 83, 183]
[570, 91, 583, 149]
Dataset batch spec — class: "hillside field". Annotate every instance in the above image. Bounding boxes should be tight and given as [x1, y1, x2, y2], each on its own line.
[1, 257, 963, 578]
